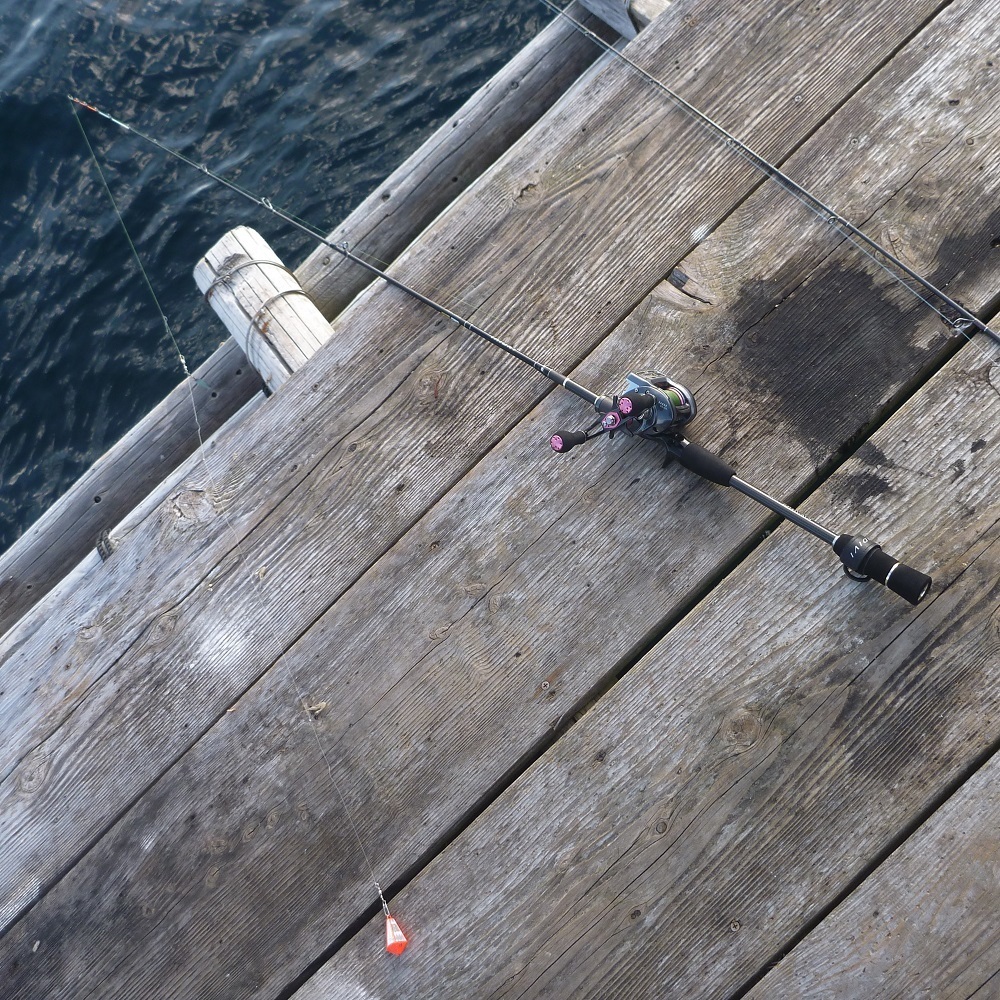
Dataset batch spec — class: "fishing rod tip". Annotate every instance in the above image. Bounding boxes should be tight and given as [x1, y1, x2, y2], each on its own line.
[68, 95, 99, 113]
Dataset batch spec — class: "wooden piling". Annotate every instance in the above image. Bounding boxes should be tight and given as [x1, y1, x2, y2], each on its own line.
[194, 227, 332, 393]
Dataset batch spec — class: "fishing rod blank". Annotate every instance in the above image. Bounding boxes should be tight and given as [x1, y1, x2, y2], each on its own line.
[537, 0, 998, 348]
[68, 96, 607, 412]
[69, 98, 932, 605]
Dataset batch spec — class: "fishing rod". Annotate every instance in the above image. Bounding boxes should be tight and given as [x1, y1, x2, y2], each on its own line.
[69, 96, 932, 605]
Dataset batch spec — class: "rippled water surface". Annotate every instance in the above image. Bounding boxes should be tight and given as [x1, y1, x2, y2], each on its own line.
[0, 0, 543, 551]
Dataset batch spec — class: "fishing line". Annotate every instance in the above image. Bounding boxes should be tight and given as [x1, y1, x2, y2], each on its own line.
[71, 104, 198, 390]
[538, 0, 1000, 358]
[70, 98, 407, 955]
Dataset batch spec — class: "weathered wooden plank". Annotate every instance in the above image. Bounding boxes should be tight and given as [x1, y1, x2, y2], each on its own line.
[746, 753, 1000, 999]
[288, 347, 1000, 997]
[0, 340, 262, 639]
[194, 227, 334, 392]
[6, 113, 999, 1000]
[294, 2, 618, 320]
[1, 0, 992, 995]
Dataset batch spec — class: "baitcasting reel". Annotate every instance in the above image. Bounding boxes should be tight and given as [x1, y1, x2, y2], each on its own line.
[549, 370, 696, 453]
[549, 368, 932, 606]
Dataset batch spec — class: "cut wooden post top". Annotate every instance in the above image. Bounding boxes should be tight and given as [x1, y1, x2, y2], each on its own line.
[578, 0, 671, 36]
[631, 0, 671, 28]
[578, 0, 638, 38]
[193, 226, 333, 393]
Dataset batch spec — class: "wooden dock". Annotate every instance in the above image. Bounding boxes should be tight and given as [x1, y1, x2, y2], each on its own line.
[2, 1, 998, 997]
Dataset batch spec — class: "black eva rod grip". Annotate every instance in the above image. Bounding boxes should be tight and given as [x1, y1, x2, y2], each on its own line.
[668, 439, 736, 486]
[835, 534, 932, 605]
[861, 547, 932, 605]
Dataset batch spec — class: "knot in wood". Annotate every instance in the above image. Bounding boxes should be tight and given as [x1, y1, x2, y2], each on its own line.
[167, 488, 216, 527]
[724, 708, 763, 753]
[207, 834, 230, 856]
[78, 604, 127, 642]
[15, 747, 49, 796]
[144, 610, 180, 651]
[418, 369, 445, 404]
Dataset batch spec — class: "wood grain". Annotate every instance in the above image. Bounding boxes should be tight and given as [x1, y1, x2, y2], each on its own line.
[578, 0, 638, 38]
[1, 0, 995, 996]
[747, 753, 1000, 998]
[0, 2, 614, 635]
[294, 2, 618, 320]
[289, 335, 999, 999]
[631, 0, 672, 27]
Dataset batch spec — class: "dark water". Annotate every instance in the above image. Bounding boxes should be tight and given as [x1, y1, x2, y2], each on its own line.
[0, 0, 544, 553]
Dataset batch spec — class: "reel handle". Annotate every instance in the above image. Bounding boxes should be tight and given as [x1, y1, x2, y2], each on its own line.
[618, 390, 656, 416]
[550, 430, 589, 453]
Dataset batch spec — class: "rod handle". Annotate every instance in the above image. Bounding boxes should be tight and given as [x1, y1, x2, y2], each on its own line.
[663, 438, 735, 486]
[834, 535, 932, 605]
